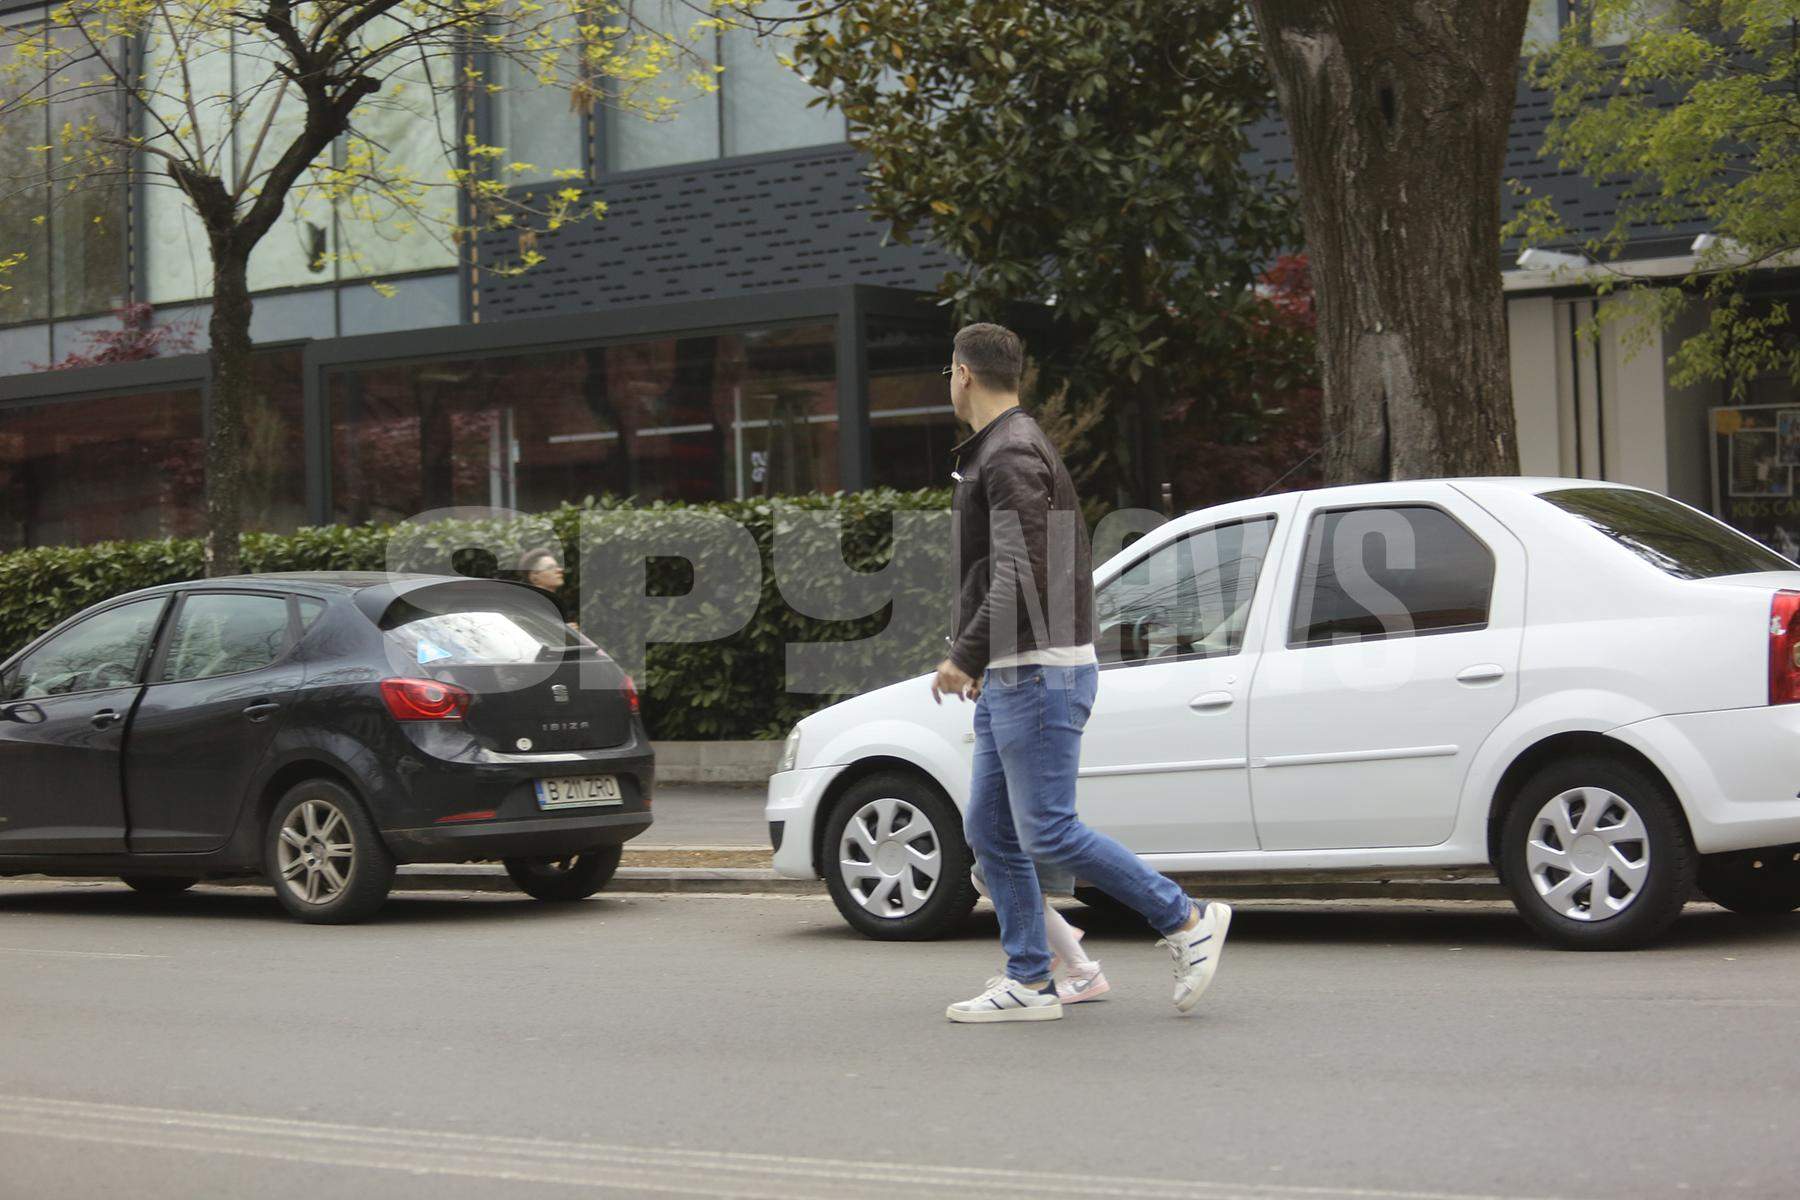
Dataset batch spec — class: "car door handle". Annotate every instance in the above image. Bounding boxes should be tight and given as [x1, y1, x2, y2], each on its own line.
[90, 709, 123, 729]
[1456, 664, 1506, 685]
[243, 702, 282, 722]
[1188, 691, 1235, 712]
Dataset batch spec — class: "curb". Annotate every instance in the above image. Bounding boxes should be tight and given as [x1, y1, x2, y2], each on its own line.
[3, 867, 1506, 903]
[650, 741, 779, 786]
[386, 865, 1507, 902]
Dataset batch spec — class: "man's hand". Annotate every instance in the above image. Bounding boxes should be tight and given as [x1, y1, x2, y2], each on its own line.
[931, 658, 978, 704]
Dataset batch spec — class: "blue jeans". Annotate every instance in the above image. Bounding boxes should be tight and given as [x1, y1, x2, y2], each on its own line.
[964, 663, 1194, 983]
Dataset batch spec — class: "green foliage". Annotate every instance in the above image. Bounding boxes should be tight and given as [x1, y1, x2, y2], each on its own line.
[0, 490, 952, 741]
[791, 0, 1298, 485]
[1514, 0, 1800, 396]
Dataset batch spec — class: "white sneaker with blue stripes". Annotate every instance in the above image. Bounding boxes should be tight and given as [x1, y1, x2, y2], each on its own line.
[1160, 901, 1232, 1013]
[945, 976, 1063, 1023]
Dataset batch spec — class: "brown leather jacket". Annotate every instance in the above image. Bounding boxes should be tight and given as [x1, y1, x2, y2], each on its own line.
[948, 407, 1094, 677]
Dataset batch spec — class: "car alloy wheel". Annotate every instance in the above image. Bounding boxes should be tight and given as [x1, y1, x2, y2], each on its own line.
[1524, 786, 1650, 921]
[277, 797, 357, 906]
[839, 795, 942, 918]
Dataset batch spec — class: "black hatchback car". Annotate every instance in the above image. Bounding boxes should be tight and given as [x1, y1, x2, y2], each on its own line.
[0, 572, 653, 922]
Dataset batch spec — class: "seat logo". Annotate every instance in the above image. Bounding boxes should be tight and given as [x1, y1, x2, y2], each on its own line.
[551, 684, 569, 704]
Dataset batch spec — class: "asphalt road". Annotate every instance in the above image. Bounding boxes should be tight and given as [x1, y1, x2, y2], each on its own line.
[0, 883, 1796, 1200]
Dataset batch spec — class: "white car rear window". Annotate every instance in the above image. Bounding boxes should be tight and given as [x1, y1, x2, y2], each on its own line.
[1542, 487, 1794, 580]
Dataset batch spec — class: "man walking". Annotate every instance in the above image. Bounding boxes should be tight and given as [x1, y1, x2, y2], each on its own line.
[931, 323, 1230, 1024]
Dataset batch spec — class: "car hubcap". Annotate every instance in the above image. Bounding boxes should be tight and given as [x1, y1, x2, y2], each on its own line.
[839, 796, 941, 918]
[1526, 786, 1650, 921]
[277, 799, 355, 905]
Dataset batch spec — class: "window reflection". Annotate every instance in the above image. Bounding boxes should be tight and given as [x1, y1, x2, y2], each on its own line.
[0, 348, 305, 551]
[329, 324, 838, 522]
[0, 23, 128, 321]
[0, 389, 204, 551]
[866, 316, 962, 491]
[1096, 518, 1275, 665]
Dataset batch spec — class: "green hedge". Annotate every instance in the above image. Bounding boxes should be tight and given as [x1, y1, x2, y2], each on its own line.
[0, 490, 954, 740]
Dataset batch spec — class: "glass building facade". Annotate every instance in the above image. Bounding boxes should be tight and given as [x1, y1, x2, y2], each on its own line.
[0, 4, 960, 554]
[0, 0, 848, 327]
[0, 289, 966, 550]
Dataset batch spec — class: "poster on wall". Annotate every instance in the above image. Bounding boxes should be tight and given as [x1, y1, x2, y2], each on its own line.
[1779, 410, 1800, 466]
[1713, 404, 1800, 559]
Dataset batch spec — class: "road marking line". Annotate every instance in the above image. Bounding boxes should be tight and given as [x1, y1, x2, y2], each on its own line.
[0, 1095, 1565, 1200]
[0, 947, 167, 960]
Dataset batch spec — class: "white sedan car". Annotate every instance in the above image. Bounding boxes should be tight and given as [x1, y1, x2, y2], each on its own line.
[766, 478, 1800, 949]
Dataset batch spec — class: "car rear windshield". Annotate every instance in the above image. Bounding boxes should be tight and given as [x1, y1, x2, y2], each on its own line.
[1540, 487, 1795, 580]
[380, 590, 573, 665]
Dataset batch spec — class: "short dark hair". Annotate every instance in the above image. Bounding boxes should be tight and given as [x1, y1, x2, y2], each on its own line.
[518, 546, 560, 573]
[953, 323, 1024, 393]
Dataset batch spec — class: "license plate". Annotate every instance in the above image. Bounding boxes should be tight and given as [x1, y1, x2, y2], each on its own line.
[534, 775, 622, 809]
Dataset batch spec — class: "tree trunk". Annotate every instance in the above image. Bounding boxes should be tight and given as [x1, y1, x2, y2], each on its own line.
[204, 239, 252, 577]
[1248, 0, 1526, 483]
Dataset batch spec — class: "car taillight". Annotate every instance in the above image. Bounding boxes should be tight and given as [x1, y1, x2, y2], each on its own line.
[622, 674, 640, 715]
[380, 677, 471, 721]
[1770, 591, 1800, 705]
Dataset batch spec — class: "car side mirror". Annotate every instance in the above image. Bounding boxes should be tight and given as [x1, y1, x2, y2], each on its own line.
[0, 701, 44, 725]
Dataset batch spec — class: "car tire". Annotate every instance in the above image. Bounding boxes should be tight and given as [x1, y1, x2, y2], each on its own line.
[503, 846, 623, 901]
[265, 778, 395, 925]
[120, 875, 200, 895]
[1697, 845, 1800, 915]
[822, 770, 977, 941]
[1500, 753, 1694, 950]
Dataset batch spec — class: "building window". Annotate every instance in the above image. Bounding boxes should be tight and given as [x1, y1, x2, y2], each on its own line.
[139, 22, 456, 305]
[243, 349, 312, 534]
[328, 323, 838, 524]
[866, 316, 962, 492]
[0, 20, 127, 324]
[599, 0, 844, 173]
[139, 26, 232, 305]
[720, 0, 845, 157]
[732, 324, 838, 496]
[491, 10, 590, 186]
[1523, 0, 1562, 50]
[0, 388, 204, 550]
[605, 0, 721, 172]
[0, 347, 306, 551]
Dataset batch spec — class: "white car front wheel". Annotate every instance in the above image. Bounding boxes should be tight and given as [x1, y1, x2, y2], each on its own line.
[822, 770, 977, 940]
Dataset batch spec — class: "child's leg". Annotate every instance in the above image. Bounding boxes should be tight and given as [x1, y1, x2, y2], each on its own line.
[1043, 899, 1095, 971]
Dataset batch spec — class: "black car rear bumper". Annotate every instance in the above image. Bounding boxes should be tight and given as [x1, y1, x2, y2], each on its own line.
[386, 808, 653, 862]
[368, 727, 656, 863]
